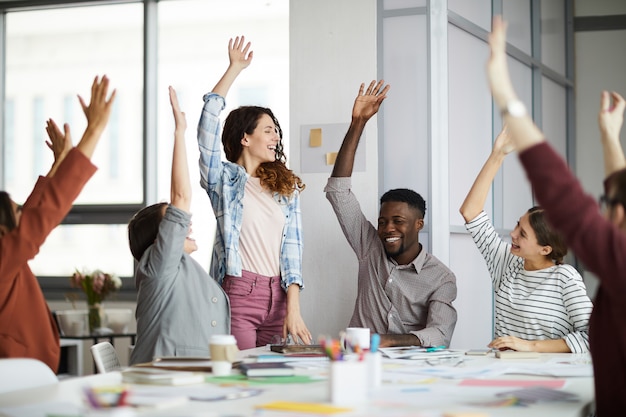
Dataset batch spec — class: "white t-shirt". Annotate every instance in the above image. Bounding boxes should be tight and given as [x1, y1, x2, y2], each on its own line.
[239, 176, 285, 277]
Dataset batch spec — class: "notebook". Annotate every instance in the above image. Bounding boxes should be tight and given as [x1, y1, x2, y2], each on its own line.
[121, 368, 205, 385]
[239, 362, 295, 377]
[270, 344, 326, 355]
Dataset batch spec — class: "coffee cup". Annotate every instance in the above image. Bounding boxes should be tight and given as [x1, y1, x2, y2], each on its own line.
[209, 334, 239, 376]
[340, 327, 370, 352]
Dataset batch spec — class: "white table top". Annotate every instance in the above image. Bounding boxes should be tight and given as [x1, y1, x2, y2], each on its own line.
[0, 347, 595, 417]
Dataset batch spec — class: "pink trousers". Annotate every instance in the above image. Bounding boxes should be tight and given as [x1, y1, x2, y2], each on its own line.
[222, 270, 286, 350]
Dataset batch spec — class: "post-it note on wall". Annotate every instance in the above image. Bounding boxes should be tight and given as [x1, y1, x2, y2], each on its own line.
[326, 152, 338, 165]
[309, 128, 322, 147]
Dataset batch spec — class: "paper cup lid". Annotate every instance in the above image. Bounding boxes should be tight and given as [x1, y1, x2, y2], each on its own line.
[210, 334, 237, 344]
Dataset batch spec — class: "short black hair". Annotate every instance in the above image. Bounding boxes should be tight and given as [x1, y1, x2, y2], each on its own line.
[380, 188, 426, 218]
[128, 203, 167, 261]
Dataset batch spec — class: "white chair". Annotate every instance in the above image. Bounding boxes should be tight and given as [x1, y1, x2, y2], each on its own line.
[0, 358, 58, 393]
[90, 341, 122, 373]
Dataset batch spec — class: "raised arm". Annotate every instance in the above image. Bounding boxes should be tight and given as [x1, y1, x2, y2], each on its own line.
[598, 91, 626, 177]
[459, 127, 513, 222]
[212, 36, 253, 98]
[331, 80, 390, 178]
[75, 75, 116, 159]
[486, 17, 544, 151]
[169, 86, 191, 212]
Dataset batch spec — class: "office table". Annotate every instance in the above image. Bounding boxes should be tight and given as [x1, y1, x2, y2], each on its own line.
[0, 347, 595, 417]
[60, 332, 136, 374]
[61, 332, 136, 347]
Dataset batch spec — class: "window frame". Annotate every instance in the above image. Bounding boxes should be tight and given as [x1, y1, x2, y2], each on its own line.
[0, 0, 152, 300]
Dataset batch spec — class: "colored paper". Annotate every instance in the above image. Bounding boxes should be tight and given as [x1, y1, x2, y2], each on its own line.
[326, 152, 338, 165]
[458, 379, 566, 388]
[257, 401, 352, 414]
[205, 374, 317, 385]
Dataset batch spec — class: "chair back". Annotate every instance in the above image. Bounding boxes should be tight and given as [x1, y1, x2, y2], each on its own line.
[90, 341, 122, 373]
[0, 358, 58, 393]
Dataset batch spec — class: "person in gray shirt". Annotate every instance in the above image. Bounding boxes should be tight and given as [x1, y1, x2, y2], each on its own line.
[324, 80, 457, 348]
[128, 87, 230, 365]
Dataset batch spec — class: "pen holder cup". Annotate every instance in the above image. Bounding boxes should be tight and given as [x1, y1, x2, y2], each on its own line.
[366, 351, 382, 391]
[328, 360, 368, 406]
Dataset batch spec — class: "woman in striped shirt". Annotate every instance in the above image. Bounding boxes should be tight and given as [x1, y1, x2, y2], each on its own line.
[459, 127, 593, 353]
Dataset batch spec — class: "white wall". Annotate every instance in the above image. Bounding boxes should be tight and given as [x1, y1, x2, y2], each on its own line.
[291, 0, 495, 348]
[290, 0, 380, 341]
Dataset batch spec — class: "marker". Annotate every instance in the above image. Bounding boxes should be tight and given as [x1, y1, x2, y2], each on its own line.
[370, 333, 380, 353]
[425, 345, 446, 352]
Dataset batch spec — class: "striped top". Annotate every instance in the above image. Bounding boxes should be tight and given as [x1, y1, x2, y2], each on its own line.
[465, 211, 593, 353]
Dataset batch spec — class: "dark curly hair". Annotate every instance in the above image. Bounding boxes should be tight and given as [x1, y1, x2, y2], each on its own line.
[222, 106, 305, 196]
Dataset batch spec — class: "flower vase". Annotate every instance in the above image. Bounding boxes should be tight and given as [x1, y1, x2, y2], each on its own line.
[88, 302, 103, 334]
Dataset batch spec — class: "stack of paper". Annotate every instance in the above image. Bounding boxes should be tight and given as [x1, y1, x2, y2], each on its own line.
[379, 347, 464, 360]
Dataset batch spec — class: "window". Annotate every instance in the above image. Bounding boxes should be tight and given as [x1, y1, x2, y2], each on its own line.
[0, 0, 289, 298]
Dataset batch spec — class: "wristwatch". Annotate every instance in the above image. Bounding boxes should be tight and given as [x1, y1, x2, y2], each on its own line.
[500, 100, 526, 118]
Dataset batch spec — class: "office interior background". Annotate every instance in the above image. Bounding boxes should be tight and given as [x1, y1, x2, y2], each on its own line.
[0, 0, 624, 373]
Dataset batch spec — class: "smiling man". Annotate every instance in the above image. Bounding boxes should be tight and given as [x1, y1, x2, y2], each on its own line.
[324, 80, 457, 348]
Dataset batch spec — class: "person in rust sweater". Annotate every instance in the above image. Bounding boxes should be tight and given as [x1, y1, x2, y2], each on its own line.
[487, 16, 626, 415]
[0, 76, 116, 372]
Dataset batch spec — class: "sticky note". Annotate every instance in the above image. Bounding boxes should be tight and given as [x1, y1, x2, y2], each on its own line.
[256, 401, 352, 414]
[309, 128, 322, 147]
[326, 152, 338, 165]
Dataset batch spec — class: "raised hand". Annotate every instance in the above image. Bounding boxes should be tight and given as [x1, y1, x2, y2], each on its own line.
[228, 35, 253, 72]
[493, 125, 514, 155]
[169, 85, 192, 212]
[78, 75, 116, 136]
[598, 91, 626, 176]
[169, 86, 187, 133]
[45, 119, 72, 163]
[44, 118, 73, 177]
[352, 80, 390, 122]
[75, 75, 116, 159]
[212, 36, 253, 98]
[599, 91, 625, 141]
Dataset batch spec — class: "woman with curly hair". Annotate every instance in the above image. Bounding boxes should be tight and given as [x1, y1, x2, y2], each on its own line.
[197, 36, 311, 349]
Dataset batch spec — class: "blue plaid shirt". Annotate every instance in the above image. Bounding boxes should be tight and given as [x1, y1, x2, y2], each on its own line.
[197, 93, 304, 291]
